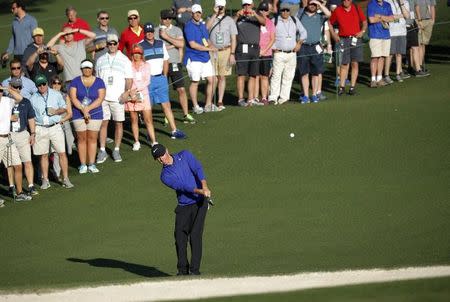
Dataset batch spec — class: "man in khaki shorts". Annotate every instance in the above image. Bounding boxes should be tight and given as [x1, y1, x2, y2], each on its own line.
[29, 74, 74, 189]
[7, 77, 38, 195]
[0, 83, 32, 202]
[206, 0, 237, 111]
[415, 0, 435, 73]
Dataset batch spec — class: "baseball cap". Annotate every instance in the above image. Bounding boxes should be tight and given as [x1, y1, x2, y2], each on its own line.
[107, 34, 119, 43]
[80, 60, 94, 69]
[151, 144, 166, 160]
[160, 9, 175, 19]
[127, 9, 139, 18]
[242, 0, 253, 5]
[32, 27, 44, 37]
[215, 0, 226, 7]
[258, 1, 269, 11]
[280, 2, 291, 10]
[10, 77, 22, 87]
[34, 74, 48, 86]
[191, 4, 202, 13]
[143, 22, 155, 33]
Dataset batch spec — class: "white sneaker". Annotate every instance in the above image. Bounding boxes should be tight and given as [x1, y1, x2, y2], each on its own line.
[248, 99, 264, 106]
[277, 99, 289, 105]
[193, 105, 204, 114]
[132, 141, 141, 151]
[204, 104, 219, 113]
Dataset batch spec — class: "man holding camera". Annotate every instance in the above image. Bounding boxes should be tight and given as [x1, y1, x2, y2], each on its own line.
[26, 45, 64, 81]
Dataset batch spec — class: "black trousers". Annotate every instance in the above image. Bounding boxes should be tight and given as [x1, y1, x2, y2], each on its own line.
[174, 200, 207, 274]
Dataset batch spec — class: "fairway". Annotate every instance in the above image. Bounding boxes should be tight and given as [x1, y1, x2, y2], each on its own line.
[0, 0, 449, 300]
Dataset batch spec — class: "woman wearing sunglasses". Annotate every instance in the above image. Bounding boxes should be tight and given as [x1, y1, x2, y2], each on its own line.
[69, 59, 105, 174]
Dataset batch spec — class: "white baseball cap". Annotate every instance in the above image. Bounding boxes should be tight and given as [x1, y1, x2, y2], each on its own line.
[191, 4, 202, 13]
[215, 0, 226, 7]
[242, 0, 253, 5]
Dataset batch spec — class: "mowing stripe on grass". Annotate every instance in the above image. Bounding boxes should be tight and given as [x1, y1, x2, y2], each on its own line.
[1, 266, 449, 302]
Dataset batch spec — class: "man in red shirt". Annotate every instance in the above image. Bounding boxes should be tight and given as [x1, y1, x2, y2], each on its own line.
[329, 0, 367, 95]
[61, 6, 91, 42]
[119, 10, 144, 58]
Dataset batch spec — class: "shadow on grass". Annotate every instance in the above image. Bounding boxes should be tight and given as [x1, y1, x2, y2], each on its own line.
[67, 257, 170, 278]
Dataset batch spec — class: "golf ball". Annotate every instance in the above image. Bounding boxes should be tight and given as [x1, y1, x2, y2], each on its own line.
[290, 133, 295, 138]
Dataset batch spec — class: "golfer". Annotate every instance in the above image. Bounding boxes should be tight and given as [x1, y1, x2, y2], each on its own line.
[151, 144, 211, 276]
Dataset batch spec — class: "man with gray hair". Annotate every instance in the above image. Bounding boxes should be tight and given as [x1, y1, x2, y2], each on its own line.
[61, 6, 91, 42]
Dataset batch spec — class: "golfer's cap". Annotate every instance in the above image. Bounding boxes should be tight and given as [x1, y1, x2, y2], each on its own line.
[242, 0, 253, 5]
[160, 9, 175, 19]
[151, 144, 166, 160]
[107, 33, 119, 43]
[32, 27, 44, 37]
[10, 77, 22, 87]
[215, 0, 226, 7]
[192, 4, 202, 13]
[258, 1, 269, 10]
[80, 60, 94, 69]
[34, 74, 48, 86]
[280, 2, 291, 10]
[144, 22, 155, 33]
[127, 9, 139, 18]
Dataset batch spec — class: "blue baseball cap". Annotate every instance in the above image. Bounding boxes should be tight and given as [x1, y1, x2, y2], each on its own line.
[144, 22, 155, 33]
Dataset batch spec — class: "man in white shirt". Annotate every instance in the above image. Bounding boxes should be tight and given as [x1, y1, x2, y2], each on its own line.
[96, 34, 133, 163]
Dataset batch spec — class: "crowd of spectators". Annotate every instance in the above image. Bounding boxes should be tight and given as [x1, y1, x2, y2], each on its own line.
[0, 0, 437, 205]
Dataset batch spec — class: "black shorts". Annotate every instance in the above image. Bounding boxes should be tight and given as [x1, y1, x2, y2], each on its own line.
[235, 44, 260, 77]
[258, 56, 272, 76]
[337, 37, 364, 65]
[168, 63, 185, 90]
[406, 25, 419, 49]
[297, 44, 324, 76]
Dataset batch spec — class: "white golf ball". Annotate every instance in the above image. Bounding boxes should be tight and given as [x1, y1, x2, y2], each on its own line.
[290, 133, 295, 138]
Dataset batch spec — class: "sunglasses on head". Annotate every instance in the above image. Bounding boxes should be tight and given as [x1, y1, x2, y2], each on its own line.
[128, 16, 138, 20]
[99, 16, 109, 20]
[37, 83, 47, 87]
[10, 66, 21, 70]
[107, 42, 118, 46]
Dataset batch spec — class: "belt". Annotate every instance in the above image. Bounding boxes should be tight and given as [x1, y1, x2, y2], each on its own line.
[303, 42, 320, 46]
[152, 74, 164, 77]
[0, 134, 9, 138]
[274, 49, 295, 53]
[37, 124, 58, 128]
[217, 46, 231, 51]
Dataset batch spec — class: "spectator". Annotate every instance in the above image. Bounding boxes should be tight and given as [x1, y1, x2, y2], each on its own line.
[95, 34, 133, 164]
[415, 0, 435, 73]
[50, 75, 74, 180]
[119, 10, 144, 58]
[328, 0, 367, 95]
[21, 27, 46, 72]
[254, 1, 275, 105]
[405, 0, 429, 77]
[2, 59, 37, 99]
[69, 60, 105, 174]
[184, 4, 218, 113]
[172, 0, 200, 28]
[234, 0, 266, 107]
[139, 22, 187, 139]
[2, 1, 37, 64]
[155, 9, 196, 123]
[206, 0, 238, 111]
[47, 27, 96, 87]
[298, 0, 330, 104]
[268, 3, 307, 105]
[384, 0, 411, 83]
[0, 82, 32, 201]
[26, 46, 64, 81]
[29, 74, 73, 189]
[367, 0, 395, 88]
[274, 0, 302, 16]
[89, 10, 119, 62]
[124, 44, 158, 150]
[61, 6, 91, 42]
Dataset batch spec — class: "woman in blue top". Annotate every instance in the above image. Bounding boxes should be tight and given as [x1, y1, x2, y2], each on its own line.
[69, 59, 105, 174]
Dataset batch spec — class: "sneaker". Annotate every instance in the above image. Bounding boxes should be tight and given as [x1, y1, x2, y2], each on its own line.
[112, 150, 122, 162]
[79, 164, 88, 174]
[377, 79, 388, 87]
[88, 164, 100, 173]
[28, 185, 38, 196]
[310, 95, 319, 103]
[204, 104, 219, 112]
[317, 92, 327, 101]
[238, 99, 247, 107]
[9, 186, 17, 198]
[96, 150, 108, 164]
[348, 86, 356, 95]
[163, 117, 169, 127]
[132, 141, 141, 151]
[248, 99, 264, 106]
[338, 87, 345, 95]
[268, 99, 277, 105]
[395, 74, 403, 82]
[277, 99, 288, 105]
[369, 81, 378, 88]
[400, 71, 411, 80]
[16, 192, 32, 202]
[171, 129, 187, 139]
[192, 105, 204, 114]
[299, 95, 310, 104]
[62, 178, 74, 189]
[217, 103, 226, 111]
[41, 179, 51, 190]
[0, 199, 4, 208]
[183, 114, 196, 124]
[383, 76, 394, 85]
[415, 70, 429, 77]
[260, 98, 269, 106]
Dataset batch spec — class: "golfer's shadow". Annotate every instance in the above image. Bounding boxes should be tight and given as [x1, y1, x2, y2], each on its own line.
[67, 258, 170, 278]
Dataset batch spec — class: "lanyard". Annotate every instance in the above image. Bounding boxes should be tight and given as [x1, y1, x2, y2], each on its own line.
[81, 77, 92, 98]
[107, 53, 117, 71]
[40, 92, 49, 116]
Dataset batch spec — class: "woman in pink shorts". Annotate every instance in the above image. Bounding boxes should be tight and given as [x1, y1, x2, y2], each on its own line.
[124, 44, 157, 151]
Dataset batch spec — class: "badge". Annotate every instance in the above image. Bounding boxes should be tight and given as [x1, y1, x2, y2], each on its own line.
[242, 44, 248, 54]
[172, 63, 179, 72]
[261, 26, 267, 34]
[315, 44, 323, 54]
[82, 97, 92, 107]
[107, 76, 114, 85]
[215, 32, 224, 45]
[135, 72, 142, 80]
[202, 38, 209, 47]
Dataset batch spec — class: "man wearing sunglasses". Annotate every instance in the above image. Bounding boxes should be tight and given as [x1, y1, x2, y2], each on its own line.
[119, 10, 144, 58]
[61, 6, 91, 42]
[88, 11, 119, 63]
[2, 59, 37, 100]
[26, 45, 64, 81]
[274, 0, 302, 17]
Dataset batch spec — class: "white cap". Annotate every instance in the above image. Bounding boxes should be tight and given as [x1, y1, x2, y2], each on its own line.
[191, 4, 202, 13]
[215, 0, 226, 7]
[80, 60, 94, 69]
[127, 9, 139, 17]
[242, 0, 253, 5]
[106, 34, 119, 43]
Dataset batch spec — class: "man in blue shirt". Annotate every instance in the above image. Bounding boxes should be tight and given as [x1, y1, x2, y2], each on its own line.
[2, 59, 37, 100]
[152, 143, 211, 276]
[367, 0, 394, 87]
